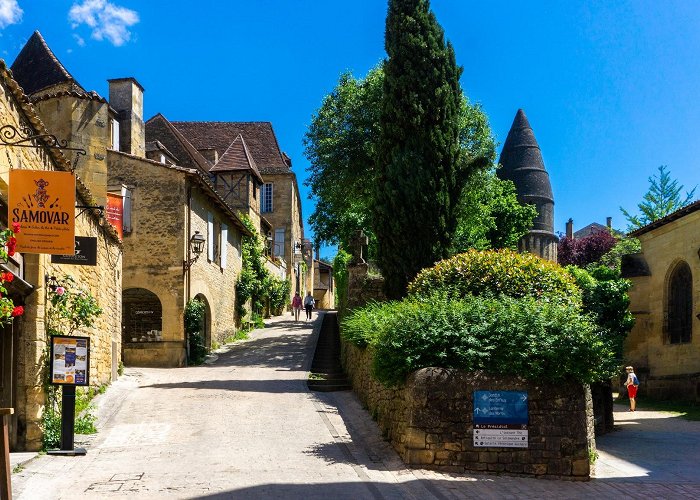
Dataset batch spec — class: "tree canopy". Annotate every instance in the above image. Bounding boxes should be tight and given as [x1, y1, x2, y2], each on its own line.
[621, 165, 696, 231]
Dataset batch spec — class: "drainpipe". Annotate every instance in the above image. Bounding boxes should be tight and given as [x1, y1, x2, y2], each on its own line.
[185, 183, 192, 364]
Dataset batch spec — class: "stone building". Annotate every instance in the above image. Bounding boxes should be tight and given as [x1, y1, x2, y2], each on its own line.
[10, 31, 253, 369]
[498, 109, 557, 261]
[622, 201, 700, 400]
[148, 120, 309, 301]
[313, 259, 335, 309]
[0, 59, 122, 451]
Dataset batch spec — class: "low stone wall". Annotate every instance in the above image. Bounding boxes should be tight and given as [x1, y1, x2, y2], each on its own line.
[346, 264, 385, 312]
[341, 340, 595, 479]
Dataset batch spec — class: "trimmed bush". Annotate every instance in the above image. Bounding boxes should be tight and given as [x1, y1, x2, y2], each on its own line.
[408, 249, 581, 307]
[341, 294, 616, 386]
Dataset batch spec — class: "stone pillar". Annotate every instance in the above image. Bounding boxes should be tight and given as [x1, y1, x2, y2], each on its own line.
[108, 77, 145, 158]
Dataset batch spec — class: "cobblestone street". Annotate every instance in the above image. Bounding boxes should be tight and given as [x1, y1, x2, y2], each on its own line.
[11, 312, 700, 499]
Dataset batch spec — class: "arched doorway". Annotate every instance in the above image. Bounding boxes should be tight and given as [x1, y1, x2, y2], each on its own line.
[193, 293, 211, 349]
[122, 288, 163, 343]
[666, 261, 692, 344]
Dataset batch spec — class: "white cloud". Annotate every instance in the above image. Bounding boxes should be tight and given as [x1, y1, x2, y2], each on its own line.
[0, 0, 23, 29]
[73, 33, 85, 47]
[68, 0, 138, 47]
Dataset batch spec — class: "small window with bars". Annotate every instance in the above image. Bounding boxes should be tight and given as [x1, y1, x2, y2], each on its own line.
[261, 183, 273, 213]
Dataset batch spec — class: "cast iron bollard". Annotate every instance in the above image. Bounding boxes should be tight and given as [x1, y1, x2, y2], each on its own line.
[0, 408, 13, 500]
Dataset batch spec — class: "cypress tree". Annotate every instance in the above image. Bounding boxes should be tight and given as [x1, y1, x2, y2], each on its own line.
[374, 0, 463, 298]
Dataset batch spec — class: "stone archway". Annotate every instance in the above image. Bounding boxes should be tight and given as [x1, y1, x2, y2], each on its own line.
[122, 288, 163, 344]
[193, 293, 212, 349]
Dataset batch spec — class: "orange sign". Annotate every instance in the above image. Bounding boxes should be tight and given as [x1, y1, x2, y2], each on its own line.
[106, 192, 123, 240]
[9, 169, 76, 254]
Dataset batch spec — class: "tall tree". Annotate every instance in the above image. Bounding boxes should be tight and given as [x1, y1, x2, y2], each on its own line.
[375, 0, 483, 298]
[621, 165, 696, 230]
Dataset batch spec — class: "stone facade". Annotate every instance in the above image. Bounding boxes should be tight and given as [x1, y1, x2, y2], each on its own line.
[624, 204, 700, 400]
[107, 151, 246, 367]
[313, 260, 334, 309]
[0, 63, 122, 451]
[341, 341, 595, 479]
[345, 264, 385, 312]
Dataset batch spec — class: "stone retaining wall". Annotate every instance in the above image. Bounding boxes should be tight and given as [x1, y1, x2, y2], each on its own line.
[340, 340, 595, 479]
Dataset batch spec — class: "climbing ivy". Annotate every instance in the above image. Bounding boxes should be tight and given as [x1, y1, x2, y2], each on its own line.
[185, 298, 207, 364]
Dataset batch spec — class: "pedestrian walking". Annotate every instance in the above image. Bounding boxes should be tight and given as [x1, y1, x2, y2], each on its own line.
[304, 291, 315, 321]
[624, 365, 639, 411]
[292, 292, 303, 322]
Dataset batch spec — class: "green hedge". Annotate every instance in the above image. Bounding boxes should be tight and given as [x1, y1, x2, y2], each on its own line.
[407, 249, 581, 307]
[341, 294, 616, 386]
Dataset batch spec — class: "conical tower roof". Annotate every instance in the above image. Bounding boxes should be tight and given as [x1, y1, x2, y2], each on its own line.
[497, 109, 553, 204]
[210, 134, 264, 183]
[10, 31, 84, 96]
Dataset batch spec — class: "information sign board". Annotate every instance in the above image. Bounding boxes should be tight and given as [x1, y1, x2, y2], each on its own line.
[51, 236, 98, 266]
[473, 390, 528, 448]
[50, 335, 90, 386]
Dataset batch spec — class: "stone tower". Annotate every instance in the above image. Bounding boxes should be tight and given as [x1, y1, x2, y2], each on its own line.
[498, 109, 557, 261]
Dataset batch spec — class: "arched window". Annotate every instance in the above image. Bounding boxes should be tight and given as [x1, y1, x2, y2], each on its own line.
[123, 288, 162, 343]
[667, 261, 693, 344]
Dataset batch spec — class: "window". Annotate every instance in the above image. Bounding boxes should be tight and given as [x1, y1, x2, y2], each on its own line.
[261, 183, 273, 213]
[667, 261, 693, 344]
[207, 213, 214, 262]
[274, 228, 285, 258]
[221, 224, 228, 269]
[110, 118, 120, 151]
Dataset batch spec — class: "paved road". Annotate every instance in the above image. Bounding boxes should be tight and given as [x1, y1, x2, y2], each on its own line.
[11, 312, 700, 499]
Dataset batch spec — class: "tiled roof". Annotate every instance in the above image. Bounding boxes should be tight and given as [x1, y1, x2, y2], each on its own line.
[145, 140, 179, 163]
[171, 121, 290, 175]
[10, 31, 86, 97]
[211, 134, 264, 182]
[629, 200, 700, 237]
[145, 114, 212, 173]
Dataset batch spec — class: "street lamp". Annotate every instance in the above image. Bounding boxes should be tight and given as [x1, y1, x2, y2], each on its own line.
[183, 231, 206, 272]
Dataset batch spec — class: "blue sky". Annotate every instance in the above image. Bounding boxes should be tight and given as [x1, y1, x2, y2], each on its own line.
[2, 1, 699, 258]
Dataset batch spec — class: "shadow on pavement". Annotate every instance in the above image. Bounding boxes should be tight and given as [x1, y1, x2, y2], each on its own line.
[141, 378, 309, 393]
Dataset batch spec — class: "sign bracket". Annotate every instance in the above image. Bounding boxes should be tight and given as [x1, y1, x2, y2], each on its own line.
[0, 124, 86, 170]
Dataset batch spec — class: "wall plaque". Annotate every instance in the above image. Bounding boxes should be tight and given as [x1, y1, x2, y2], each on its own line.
[51, 236, 97, 266]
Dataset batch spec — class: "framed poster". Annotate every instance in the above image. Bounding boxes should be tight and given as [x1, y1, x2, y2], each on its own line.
[50, 335, 90, 386]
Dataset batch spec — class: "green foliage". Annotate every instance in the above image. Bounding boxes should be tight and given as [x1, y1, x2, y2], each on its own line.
[621, 165, 696, 231]
[341, 294, 616, 386]
[236, 214, 290, 319]
[408, 249, 581, 307]
[42, 275, 103, 450]
[185, 298, 207, 364]
[375, 0, 472, 298]
[304, 66, 383, 252]
[453, 171, 536, 252]
[598, 237, 641, 271]
[567, 265, 634, 359]
[332, 249, 353, 315]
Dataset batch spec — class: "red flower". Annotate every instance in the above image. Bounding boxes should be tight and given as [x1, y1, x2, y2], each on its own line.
[2, 272, 13, 283]
[11, 222, 20, 234]
[6, 236, 16, 257]
[11, 306, 23, 317]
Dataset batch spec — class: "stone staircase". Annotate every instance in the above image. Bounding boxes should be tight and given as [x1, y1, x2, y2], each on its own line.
[307, 312, 352, 392]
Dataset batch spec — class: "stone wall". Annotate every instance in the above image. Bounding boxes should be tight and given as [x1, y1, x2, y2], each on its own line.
[0, 70, 122, 450]
[341, 341, 595, 479]
[346, 264, 385, 312]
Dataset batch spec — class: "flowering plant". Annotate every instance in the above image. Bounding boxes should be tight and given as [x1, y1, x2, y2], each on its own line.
[0, 223, 23, 324]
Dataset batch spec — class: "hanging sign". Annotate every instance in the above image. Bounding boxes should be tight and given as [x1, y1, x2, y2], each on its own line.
[50, 335, 90, 386]
[105, 192, 123, 240]
[51, 236, 98, 266]
[473, 390, 529, 448]
[8, 170, 76, 254]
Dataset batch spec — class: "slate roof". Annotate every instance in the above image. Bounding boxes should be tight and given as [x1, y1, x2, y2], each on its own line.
[10, 31, 85, 96]
[211, 134, 264, 182]
[171, 121, 290, 175]
[629, 199, 700, 237]
[145, 114, 212, 173]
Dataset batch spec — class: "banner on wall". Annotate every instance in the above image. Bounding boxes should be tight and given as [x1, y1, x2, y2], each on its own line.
[105, 192, 123, 240]
[8, 169, 76, 254]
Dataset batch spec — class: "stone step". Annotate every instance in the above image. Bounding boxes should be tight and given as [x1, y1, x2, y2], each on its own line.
[308, 311, 351, 393]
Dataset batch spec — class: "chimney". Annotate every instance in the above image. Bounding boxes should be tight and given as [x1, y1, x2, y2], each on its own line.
[198, 148, 219, 164]
[606, 217, 612, 229]
[108, 77, 145, 157]
[566, 218, 573, 239]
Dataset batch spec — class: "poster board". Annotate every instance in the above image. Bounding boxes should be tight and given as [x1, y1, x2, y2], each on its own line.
[8, 169, 76, 254]
[50, 336, 90, 386]
[473, 390, 528, 448]
[105, 192, 123, 240]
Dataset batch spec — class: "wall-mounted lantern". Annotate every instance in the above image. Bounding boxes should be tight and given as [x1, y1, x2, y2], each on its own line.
[183, 231, 206, 272]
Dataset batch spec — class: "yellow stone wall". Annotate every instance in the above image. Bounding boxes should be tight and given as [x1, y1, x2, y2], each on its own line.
[108, 151, 244, 366]
[625, 211, 700, 398]
[0, 76, 122, 451]
[32, 95, 112, 207]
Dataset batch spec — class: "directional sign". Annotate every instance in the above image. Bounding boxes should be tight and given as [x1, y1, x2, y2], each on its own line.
[473, 391, 528, 448]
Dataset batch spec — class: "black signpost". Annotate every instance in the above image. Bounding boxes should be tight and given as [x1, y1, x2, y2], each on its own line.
[47, 335, 90, 456]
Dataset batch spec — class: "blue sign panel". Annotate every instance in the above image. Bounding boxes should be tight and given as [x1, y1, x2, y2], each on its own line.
[473, 390, 528, 425]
